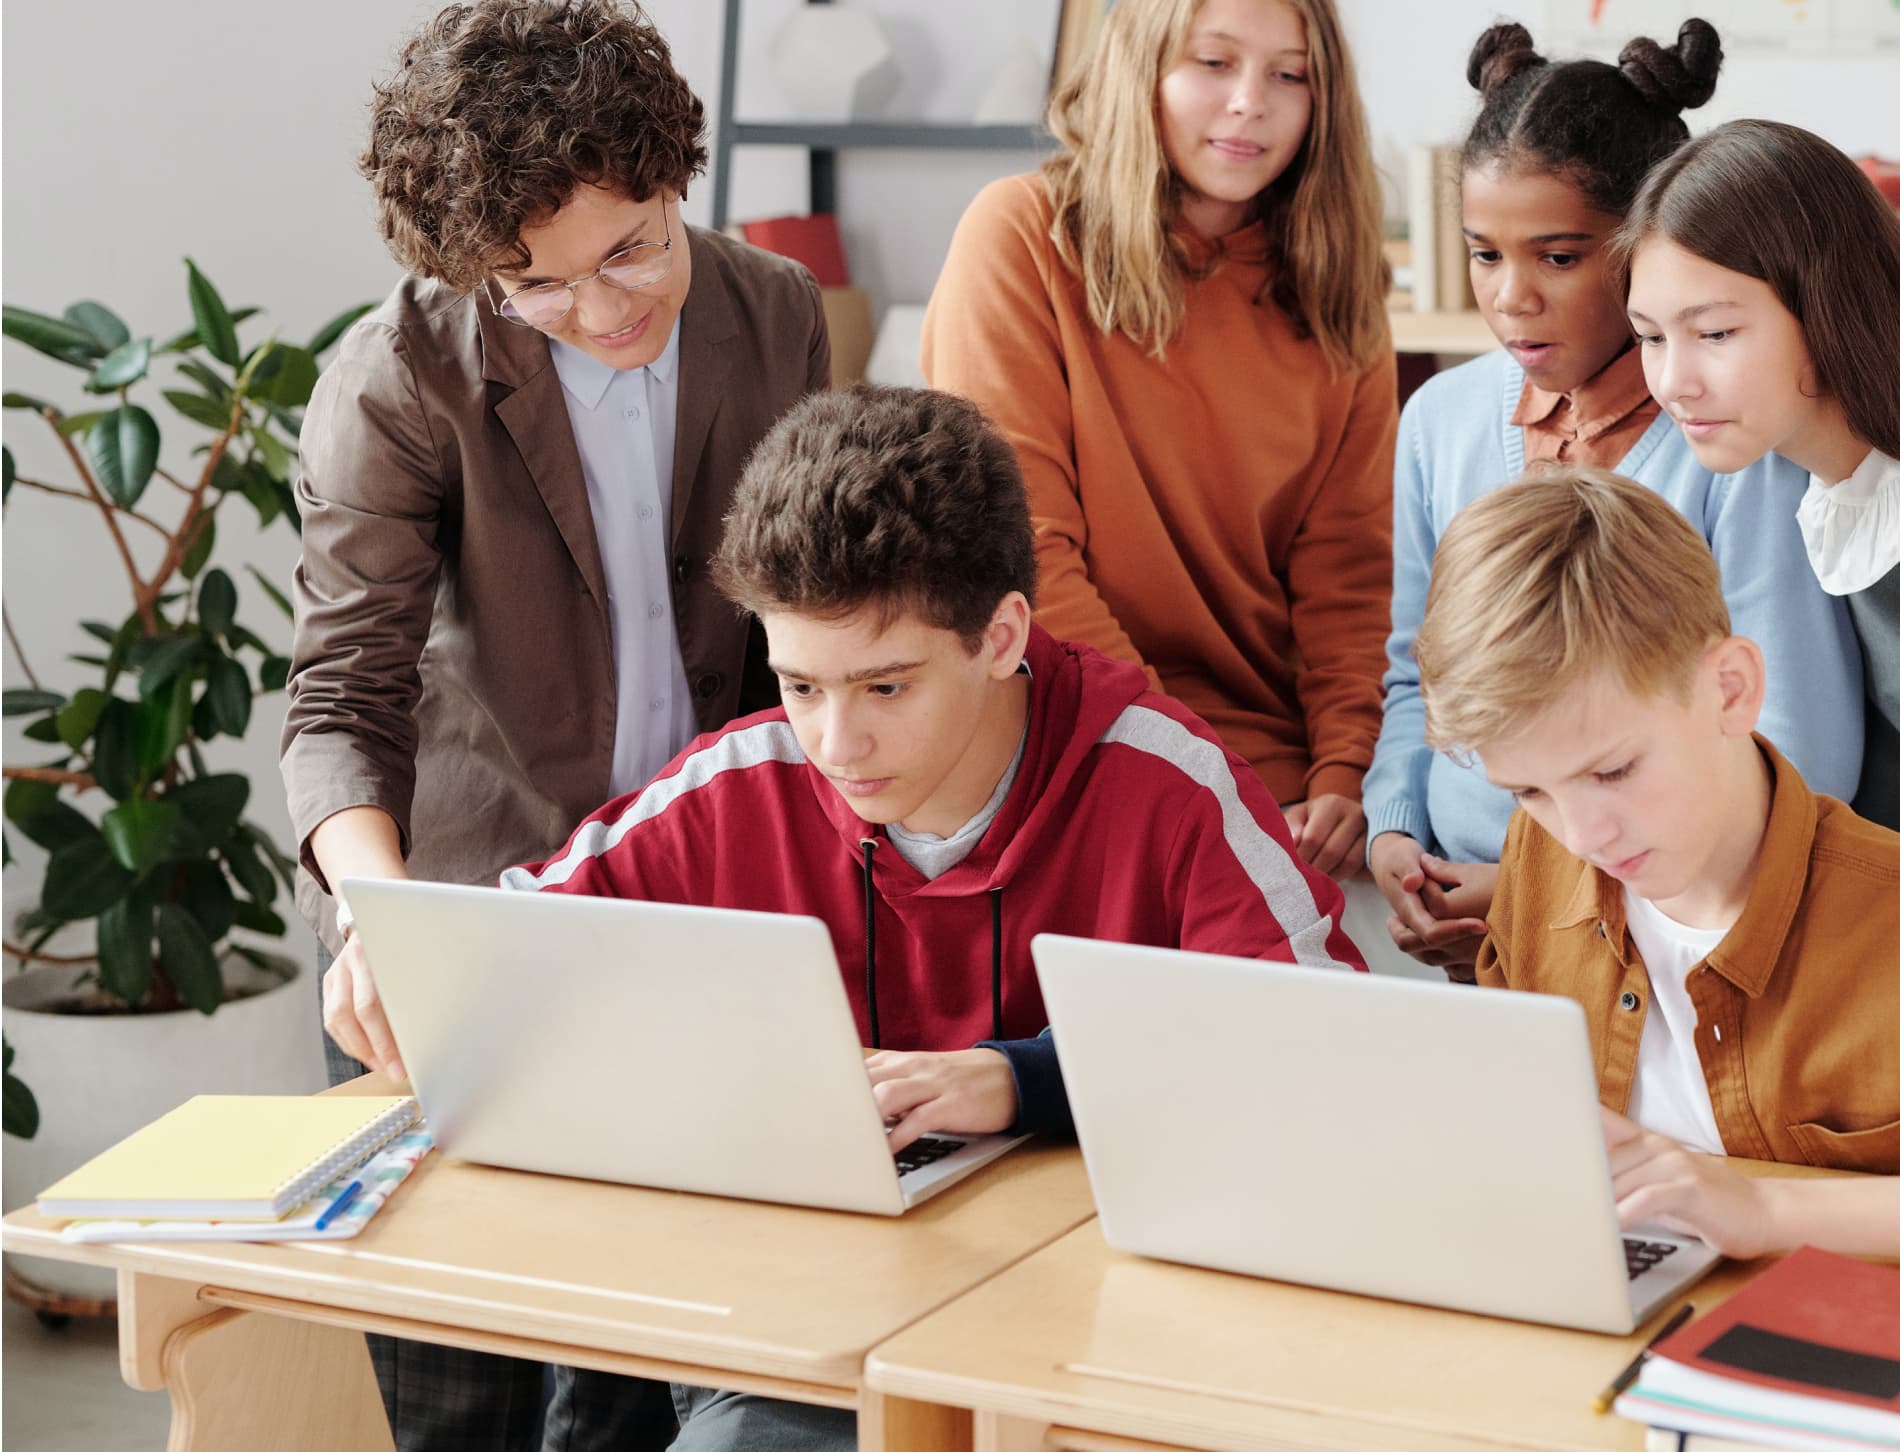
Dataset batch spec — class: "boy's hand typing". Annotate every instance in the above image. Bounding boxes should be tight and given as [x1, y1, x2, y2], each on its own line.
[866, 1048, 1017, 1154]
[1369, 835, 1490, 981]
[1601, 1107, 1776, 1258]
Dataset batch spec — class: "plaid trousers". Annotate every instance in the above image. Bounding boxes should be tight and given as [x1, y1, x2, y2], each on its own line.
[317, 946, 677, 1452]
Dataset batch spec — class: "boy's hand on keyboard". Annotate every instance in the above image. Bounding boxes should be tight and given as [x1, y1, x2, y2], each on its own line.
[866, 1048, 1016, 1154]
[1601, 1107, 1773, 1258]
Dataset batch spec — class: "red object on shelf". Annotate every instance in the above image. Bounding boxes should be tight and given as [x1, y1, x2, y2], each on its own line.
[740, 214, 851, 288]
[1858, 155, 1900, 210]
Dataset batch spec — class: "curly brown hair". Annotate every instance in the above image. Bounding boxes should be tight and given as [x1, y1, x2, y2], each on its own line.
[362, 0, 707, 289]
[713, 387, 1038, 651]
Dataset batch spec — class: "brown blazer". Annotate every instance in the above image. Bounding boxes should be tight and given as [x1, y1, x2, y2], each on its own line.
[1476, 737, 1900, 1173]
[281, 228, 829, 947]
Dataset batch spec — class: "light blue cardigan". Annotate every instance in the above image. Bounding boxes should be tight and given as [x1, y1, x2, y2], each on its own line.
[1363, 348, 1865, 864]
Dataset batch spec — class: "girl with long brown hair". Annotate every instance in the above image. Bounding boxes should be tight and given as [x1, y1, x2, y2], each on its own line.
[1621, 119, 1900, 830]
[924, 0, 1396, 886]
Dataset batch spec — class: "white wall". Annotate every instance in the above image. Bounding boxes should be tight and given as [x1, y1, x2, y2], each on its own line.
[3, 0, 1895, 954]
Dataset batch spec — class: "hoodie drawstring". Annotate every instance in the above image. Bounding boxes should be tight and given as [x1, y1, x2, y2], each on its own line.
[859, 838, 881, 1049]
[989, 886, 1004, 1041]
[857, 841, 1007, 1048]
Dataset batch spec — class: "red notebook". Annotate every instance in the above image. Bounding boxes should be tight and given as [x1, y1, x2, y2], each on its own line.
[1651, 1247, 1900, 1416]
[740, 214, 850, 288]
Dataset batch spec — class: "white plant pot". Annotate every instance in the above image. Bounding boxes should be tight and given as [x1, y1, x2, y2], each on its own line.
[2, 951, 324, 1302]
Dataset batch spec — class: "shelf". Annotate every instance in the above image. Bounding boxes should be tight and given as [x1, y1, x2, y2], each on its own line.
[730, 122, 1051, 151]
[1386, 301, 1499, 359]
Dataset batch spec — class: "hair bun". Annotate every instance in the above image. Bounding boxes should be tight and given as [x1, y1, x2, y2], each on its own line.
[1467, 22, 1544, 98]
[1619, 18, 1723, 113]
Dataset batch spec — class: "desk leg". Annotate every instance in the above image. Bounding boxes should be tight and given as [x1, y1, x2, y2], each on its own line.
[858, 1388, 973, 1452]
[976, 1413, 1052, 1452]
[118, 1271, 394, 1452]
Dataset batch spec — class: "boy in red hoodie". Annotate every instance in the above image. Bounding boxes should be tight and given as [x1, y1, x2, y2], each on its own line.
[329, 384, 1363, 1144]
[325, 384, 1363, 1449]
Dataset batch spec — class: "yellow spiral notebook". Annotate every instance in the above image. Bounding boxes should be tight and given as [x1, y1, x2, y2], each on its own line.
[37, 1095, 420, 1221]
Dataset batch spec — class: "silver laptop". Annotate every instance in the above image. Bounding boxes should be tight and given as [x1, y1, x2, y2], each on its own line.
[1033, 934, 1718, 1334]
[342, 879, 1026, 1216]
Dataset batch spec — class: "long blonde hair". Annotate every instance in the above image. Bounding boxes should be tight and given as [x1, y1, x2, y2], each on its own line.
[1042, 0, 1389, 371]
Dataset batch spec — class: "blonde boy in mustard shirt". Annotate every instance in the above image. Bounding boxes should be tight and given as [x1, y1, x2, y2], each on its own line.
[1412, 466, 1900, 1257]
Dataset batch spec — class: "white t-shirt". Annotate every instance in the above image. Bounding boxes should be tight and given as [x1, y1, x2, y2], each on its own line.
[1623, 888, 1728, 1154]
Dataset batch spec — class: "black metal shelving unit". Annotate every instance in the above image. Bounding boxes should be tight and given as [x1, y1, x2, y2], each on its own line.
[710, 0, 1054, 229]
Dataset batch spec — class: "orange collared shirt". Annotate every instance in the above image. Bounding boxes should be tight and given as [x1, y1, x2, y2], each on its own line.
[1476, 738, 1900, 1172]
[1513, 345, 1661, 469]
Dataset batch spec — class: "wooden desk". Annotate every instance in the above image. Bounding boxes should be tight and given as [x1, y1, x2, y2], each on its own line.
[862, 1219, 1775, 1452]
[2, 1076, 1096, 1452]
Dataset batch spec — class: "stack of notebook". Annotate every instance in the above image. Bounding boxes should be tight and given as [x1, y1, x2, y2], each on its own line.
[1615, 1248, 1900, 1451]
[37, 1094, 430, 1242]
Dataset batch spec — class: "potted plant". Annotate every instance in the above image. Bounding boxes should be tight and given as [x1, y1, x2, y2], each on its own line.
[0, 264, 368, 1308]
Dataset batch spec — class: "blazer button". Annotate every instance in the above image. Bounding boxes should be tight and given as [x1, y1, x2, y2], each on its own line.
[1619, 990, 1640, 1012]
[673, 554, 690, 585]
[695, 672, 723, 700]
[1596, 921, 1609, 939]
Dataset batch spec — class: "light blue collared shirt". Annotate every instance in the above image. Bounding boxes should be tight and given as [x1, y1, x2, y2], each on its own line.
[549, 319, 697, 797]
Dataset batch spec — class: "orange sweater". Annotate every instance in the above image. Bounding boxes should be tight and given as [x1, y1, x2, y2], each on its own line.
[922, 175, 1397, 804]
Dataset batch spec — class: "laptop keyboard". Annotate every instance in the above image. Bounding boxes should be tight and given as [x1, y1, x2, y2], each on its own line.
[1625, 1237, 1680, 1281]
[894, 1136, 966, 1177]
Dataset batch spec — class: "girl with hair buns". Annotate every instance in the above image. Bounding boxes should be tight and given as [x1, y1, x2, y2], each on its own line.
[1362, 19, 1863, 979]
[924, 0, 1397, 890]
[1620, 120, 1900, 831]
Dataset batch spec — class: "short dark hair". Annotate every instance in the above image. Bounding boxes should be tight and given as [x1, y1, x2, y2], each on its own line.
[1614, 120, 1900, 461]
[713, 387, 1037, 650]
[362, 0, 706, 289]
[1461, 18, 1722, 217]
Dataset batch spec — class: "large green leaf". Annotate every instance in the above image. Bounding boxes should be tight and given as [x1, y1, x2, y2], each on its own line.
[248, 422, 293, 480]
[2, 305, 106, 366]
[135, 675, 193, 774]
[239, 820, 300, 896]
[175, 359, 231, 402]
[137, 634, 201, 698]
[2, 688, 64, 716]
[231, 900, 287, 936]
[85, 336, 152, 393]
[20, 719, 61, 743]
[64, 301, 130, 351]
[87, 405, 161, 508]
[161, 389, 232, 432]
[248, 344, 320, 409]
[220, 831, 276, 905]
[245, 564, 294, 620]
[179, 860, 237, 941]
[308, 302, 374, 356]
[3, 779, 96, 853]
[184, 260, 241, 367]
[3, 391, 56, 412]
[197, 568, 237, 637]
[205, 654, 251, 737]
[54, 687, 108, 751]
[170, 774, 250, 855]
[90, 697, 142, 799]
[2, 444, 13, 503]
[156, 903, 222, 1013]
[101, 797, 180, 874]
[96, 893, 157, 1004]
[258, 655, 291, 692]
[41, 835, 135, 919]
[154, 306, 258, 356]
[4, 1066, 40, 1140]
[180, 511, 217, 580]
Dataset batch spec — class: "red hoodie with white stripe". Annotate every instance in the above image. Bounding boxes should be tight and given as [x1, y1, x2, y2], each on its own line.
[503, 625, 1365, 1134]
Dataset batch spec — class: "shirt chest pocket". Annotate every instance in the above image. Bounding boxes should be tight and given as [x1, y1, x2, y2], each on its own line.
[1787, 1115, 1900, 1173]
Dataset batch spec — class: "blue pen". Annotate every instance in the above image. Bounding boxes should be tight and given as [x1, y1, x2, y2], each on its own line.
[313, 1179, 365, 1232]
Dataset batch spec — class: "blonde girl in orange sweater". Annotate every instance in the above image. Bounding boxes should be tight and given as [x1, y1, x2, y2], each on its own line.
[923, 0, 1396, 885]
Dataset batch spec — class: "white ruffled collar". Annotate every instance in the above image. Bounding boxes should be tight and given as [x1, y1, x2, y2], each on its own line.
[1795, 448, 1900, 596]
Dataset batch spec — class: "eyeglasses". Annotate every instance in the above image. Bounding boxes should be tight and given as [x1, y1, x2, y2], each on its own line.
[492, 209, 674, 328]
